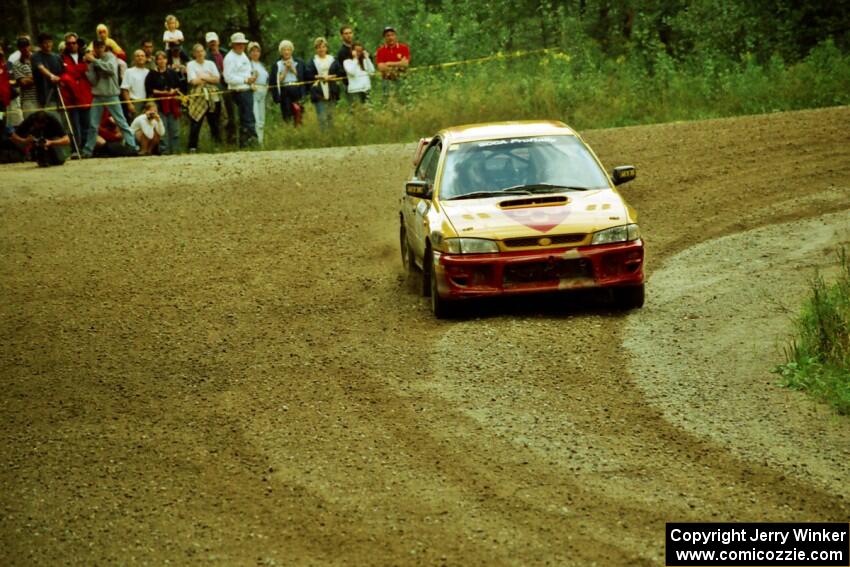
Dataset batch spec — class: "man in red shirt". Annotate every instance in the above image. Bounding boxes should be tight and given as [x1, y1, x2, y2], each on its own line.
[375, 27, 410, 81]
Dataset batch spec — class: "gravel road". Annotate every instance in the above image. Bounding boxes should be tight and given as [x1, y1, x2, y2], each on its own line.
[1, 106, 849, 565]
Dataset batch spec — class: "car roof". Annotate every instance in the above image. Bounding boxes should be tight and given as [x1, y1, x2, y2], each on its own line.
[438, 120, 577, 144]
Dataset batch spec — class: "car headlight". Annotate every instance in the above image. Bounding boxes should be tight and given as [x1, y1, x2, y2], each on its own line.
[591, 224, 640, 245]
[444, 238, 500, 254]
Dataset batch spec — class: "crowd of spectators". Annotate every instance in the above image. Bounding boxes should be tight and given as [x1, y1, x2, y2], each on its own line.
[0, 20, 411, 166]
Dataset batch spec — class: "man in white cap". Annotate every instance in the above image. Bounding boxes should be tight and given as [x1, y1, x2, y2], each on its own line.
[223, 32, 257, 147]
[206, 31, 236, 145]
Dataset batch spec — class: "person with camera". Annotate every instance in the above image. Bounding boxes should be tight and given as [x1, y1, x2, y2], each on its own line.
[81, 38, 138, 157]
[343, 41, 375, 103]
[10, 110, 70, 166]
[130, 101, 165, 155]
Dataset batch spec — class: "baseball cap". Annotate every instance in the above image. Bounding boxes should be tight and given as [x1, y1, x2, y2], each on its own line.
[205, 31, 219, 43]
[383, 26, 396, 35]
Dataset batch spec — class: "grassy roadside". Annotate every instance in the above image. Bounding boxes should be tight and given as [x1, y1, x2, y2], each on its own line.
[230, 39, 850, 152]
[776, 250, 850, 414]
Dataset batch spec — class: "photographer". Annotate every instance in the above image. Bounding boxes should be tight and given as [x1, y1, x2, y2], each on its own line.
[10, 110, 70, 167]
[130, 101, 165, 155]
[343, 41, 375, 103]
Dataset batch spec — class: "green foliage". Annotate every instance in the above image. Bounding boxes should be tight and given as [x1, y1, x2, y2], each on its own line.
[204, 39, 850, 152]
[775, 250, 850, 415]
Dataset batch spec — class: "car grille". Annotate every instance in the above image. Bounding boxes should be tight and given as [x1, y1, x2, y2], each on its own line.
[502, 233, 586, 248]
[503, 258, 593, 284]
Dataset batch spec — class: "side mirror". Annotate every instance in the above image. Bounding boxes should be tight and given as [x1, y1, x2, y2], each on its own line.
[406, 180, 432, 199]
[612, 165, 637, 186]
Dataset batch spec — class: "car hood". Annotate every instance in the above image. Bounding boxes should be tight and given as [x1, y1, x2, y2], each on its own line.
[439, 190, 630, 239]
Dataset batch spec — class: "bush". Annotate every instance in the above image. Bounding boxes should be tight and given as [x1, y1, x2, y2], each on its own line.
[776, 249, 850, 414]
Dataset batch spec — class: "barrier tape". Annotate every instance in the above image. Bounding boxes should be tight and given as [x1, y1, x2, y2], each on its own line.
[26, 47, 562, 114]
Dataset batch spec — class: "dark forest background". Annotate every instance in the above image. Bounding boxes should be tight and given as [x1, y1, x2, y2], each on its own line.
[4, 0, 848, 65]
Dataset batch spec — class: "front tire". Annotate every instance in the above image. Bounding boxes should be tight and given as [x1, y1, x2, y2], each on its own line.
[428, 251, 454, 319]
[613, 284, 645, 310]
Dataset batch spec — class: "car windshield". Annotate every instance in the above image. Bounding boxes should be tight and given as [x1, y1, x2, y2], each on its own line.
[439, 135, 610, 200]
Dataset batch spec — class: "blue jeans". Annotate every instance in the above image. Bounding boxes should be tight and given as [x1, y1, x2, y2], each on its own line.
[232, 90, 257, 147]
[84, 96, 138, 155]
[68, 107, 90, 152]
[159, 113, 180, 155]
[314, 100, 333, 130]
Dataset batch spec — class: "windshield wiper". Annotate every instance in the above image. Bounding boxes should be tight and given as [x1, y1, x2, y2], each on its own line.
[446, 188, 533, 201]
[501, 183, 595, 193]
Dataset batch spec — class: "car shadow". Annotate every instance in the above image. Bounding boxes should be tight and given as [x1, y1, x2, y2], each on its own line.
[449, 289, 631, 321]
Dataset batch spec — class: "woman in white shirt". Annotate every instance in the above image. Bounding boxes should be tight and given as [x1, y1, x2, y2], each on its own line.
[247, 41, 269, 145]
[186, 43, 222, 152]
[305, 37, 341, 131]
[343, 41, 375, 103]
[131, 102, 166, 155]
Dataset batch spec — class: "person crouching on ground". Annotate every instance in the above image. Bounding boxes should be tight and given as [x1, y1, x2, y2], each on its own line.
[130, 101, 164, 155]
[10, 110, 71, 166]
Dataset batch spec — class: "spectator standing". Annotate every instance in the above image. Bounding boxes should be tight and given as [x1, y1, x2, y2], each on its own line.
[140, 39, 156, 70]
[336, 25, 354, 99]
[96, 24, 126, 61]
[270, 40, 305, 126]
[223, 32, 257, 147]
[375, 26, 410, 97]
[206, 32, 236, 145]
[120, 50, 150, 118]
[130, 101, 165, 155]
[186, 43, 221, 152]
[11, 37, 38, 118]
[81, 39, 137, 157]
[0, 46, 12, 112]
[11, 110, 71, 166]
[60, 32, 93, 155]
[343, 41, 375, 103]
[145, 50, 182, 154]
[305, 37, 341, 131]
[31, 33, 65, 110]
[247, 41, 268, 144]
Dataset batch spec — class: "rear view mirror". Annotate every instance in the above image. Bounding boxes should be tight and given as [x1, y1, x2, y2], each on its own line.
[612, 165, 637, 185]
[406, 180, 431, 198]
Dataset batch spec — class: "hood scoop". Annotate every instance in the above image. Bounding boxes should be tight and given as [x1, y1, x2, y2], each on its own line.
[499, 195, 568, 209]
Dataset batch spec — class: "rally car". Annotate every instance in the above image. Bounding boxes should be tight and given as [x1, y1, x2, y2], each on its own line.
[399, 121, 645, 318]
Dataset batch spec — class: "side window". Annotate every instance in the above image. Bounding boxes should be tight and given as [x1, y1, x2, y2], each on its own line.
[424, 144, 441, 183]
[416, 142, 441, 182]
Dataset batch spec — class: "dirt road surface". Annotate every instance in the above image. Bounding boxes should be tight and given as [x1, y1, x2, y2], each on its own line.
[2, 107, 849, 565]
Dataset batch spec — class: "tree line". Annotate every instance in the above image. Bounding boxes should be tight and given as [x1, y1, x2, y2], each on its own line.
[4, 0, 848, 66]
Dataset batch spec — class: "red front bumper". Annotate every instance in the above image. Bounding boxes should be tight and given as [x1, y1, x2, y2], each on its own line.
[433, 240, 645, 300]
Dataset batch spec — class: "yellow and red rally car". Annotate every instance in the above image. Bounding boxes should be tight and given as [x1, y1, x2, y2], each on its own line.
[399, 121, 645, 318]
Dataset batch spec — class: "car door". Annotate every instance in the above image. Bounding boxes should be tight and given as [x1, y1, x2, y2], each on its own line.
[405, 140, 441, 265]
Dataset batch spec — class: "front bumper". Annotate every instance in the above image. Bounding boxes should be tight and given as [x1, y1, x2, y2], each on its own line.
[433, 240, 644, 300]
